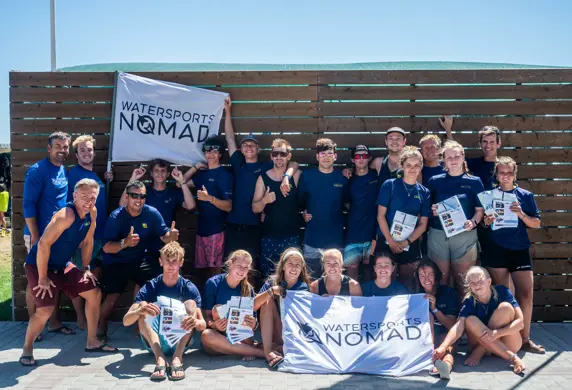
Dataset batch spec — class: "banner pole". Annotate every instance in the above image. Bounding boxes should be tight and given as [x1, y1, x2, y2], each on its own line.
[107, 71, 120, 198]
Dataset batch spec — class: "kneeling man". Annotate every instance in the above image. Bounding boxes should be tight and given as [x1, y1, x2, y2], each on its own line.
[21, 179, 117, 366]
[123, 242, 205, 381]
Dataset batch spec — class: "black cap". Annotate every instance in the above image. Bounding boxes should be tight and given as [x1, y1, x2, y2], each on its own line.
[239, 134, 259, 145]
[386, 127, 407, 137]
[203, 135, 226, 150]
[351, 145, 370, 157]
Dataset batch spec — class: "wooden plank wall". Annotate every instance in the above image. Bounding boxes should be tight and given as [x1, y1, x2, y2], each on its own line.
[9, 70, 572, 321]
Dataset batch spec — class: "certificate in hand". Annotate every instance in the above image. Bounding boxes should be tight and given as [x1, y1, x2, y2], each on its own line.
[144, 296, 190, 348]
[388, 211, 418, 251]
[491, 190, 519, 230]
[436, 196, 467, 238]
[226, 296, 254, 345]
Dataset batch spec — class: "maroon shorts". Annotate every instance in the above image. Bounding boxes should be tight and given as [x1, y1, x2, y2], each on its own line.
[195, 232, 225, 269]
[25, 263, 98, 308]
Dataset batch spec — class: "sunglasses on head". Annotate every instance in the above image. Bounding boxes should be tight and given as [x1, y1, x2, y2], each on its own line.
[353, 153, 370, 160]
[271, 151, 288, 158]
[127, 192, 146, 200]
[203, 145, 221, 152]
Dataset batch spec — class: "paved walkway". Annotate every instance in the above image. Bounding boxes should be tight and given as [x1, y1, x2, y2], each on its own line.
[0, 322, 571, 389]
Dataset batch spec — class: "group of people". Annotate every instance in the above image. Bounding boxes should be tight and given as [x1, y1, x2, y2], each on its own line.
[19, 96, 543, 381]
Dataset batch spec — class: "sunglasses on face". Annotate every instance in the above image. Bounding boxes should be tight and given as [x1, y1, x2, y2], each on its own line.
[127, 192, 146, 200]
[271, 151, 288, 158]
[203, 145, 221, 152]
[352, 154, 370, 160]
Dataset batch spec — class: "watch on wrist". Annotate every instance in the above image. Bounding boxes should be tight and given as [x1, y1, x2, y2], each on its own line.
[471, 219, 477, 228]
[283, 173, 291, 178]
[431, 307, 439, 314]
[82, 265, 90, 271]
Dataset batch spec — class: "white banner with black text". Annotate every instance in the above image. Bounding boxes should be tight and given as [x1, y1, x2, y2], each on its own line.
[111, 72, 228, 166]
[279, 291, 433, 377]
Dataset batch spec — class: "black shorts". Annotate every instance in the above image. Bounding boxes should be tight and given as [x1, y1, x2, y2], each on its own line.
[101, 260, 160, 294]
[374, 238, 422, 265]
[481, 240, 532, 273]
[224, 223, 261, 261]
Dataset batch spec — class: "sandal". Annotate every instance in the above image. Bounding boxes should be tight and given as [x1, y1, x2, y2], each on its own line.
[85, 343, 119, 353]
[509, 353, 526, 375]
[150, 365, 167, 382]
[521, 339, 545, 354]
[267, 355, 284, 370]
[168, 365, 185, 381]
[19, 355, 36, 367]
[435, 359, 451, 380]
[48, 325, 76, 336]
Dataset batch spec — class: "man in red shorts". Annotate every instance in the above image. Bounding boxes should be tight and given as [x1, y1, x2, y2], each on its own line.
[20, 178, 118, 366]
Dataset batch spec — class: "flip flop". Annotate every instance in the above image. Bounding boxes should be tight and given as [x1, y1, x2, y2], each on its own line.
[19, 355, 36, 367]
[267, 355, 284, 370]
[48, 325, 76, 335]
[84, 343, 119, 353]
[150, 365, 167, 382]
[521, 340, 546, 354]
[168, 365, 185, 381]
[435, 359, 451, 380]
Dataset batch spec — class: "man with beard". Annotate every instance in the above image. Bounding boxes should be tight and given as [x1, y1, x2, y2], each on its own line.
[20, 179, 118, 366]
[183, 136, 234, 281]
[222, 97, 297, 265]
[121, 159, 195, 280]
[252, 138, 302, 277]
[23, 132, 79, 338]
[298, 138, 350, 278]
[97, 181, 179, 340]
[67, 135, 113, 329]
[467, 126, 502, 191]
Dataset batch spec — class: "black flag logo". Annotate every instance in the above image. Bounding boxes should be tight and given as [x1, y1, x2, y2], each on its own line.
[297, 321, 323, 344]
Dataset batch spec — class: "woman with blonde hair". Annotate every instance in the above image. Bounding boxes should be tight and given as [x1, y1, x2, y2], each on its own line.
[433, 266, 526, 374]
[426, 141, 484, 299]
[376, 146, 431, 289]
[483, 156, 544, 354]
[254, 248, 310, 369]
[309, 249, 362, 296]
[201, 250, 264, 361]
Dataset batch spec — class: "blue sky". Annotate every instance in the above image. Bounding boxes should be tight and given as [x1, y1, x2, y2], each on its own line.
[1, 0, 571, 143]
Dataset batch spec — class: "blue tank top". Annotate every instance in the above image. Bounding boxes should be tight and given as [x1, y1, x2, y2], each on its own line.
[26, 201, 92, 270]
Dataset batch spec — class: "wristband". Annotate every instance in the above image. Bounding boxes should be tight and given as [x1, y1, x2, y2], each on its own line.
[471, 219, 477, 228]
[283, 173, 291, 178]
[120, 238, 126, 249]
[431, 307, 439, 314]
[82, 265, 91, 271]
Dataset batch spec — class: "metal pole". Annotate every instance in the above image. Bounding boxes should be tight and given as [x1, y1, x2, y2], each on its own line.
[50, 0, 56, 71]
[107, 72, 120, 198]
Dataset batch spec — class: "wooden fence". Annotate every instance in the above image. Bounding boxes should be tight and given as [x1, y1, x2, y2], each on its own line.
[9, 69, 572, 321]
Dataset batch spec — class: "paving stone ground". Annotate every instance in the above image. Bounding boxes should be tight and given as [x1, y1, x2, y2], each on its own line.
[1, 322, 572, 389]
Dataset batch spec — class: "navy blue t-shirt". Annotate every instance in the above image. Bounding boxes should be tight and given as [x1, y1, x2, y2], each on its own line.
[193, 167, 234, 237]
[422, 164, 446, 188]
[203, 273, 255, 311]
[467, 157, 496, 191]
[145, 186, 184, 256]
[298, 168, 350, 249]
[26, 202, 92, 270]
[376, 178, 431, 236]
[23, 158, 68, 236]
[102, 205, 169, 264]
[427, 173, 485, 230]
[490, 187, 540, 250]
[67, 165, 107, 240]
[136, 275, 202, 308]
[346, 169, 380, 244]
[361, 280, 408, 297]
[259, 278, 309, 294]
[459, 285, 519, 325]
[227, 151, 272, 226]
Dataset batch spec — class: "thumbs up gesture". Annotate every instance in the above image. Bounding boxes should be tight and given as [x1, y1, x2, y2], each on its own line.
[262, 186, 276, 205]
[197, 185, 212, 203]
[125, 226, 140, 247]
[169, 221, 179, 242]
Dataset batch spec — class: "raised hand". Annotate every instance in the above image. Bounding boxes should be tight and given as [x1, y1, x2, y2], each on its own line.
[197, 185, 212, 202]
[439, 115, 453, 132]
[171, 167, 184, 184]
[224, 96, 232, 112]
[262, 186, 276, 205]
[125, 226, 140, 247]
[130, 166, 146, 182]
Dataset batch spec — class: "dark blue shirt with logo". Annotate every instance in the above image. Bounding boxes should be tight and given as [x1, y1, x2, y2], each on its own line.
[376, 178, 431, 236]
[346, 169, 380, 244]
[67, 165, 107, 240]
[145, 186, 184, 256]
[193, 167, 234, 237]
[203, 273, 255, 311]
[227, 151, 272, 226]
[26, 201, 92, 270]
[298, 168, 350, 249]
[467, 157, 496, 191]
[136, 275, 202, 308]
[361, 280, 408, 297]
[102, 204, 169, 265]
[426, 173, 485, 230]
[23, 158, 68, 236]
[459, 285, 519, 325]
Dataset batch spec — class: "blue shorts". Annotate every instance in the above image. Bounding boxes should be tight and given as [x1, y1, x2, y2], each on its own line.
[141, 315, 195, 356]
[71, 239, 104, 268]
[343, 242, 372, 268]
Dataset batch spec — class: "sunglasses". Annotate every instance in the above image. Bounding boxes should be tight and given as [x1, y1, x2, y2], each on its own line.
[352, 154, 370, 160]
[271, 151, 288, 158]
[203, 145, 221, 152]
[127, 192, 146, 200]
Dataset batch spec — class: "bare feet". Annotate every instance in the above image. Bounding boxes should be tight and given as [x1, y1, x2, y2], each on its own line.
[464, 346, 486, 367]
[77, 320, 87, 331]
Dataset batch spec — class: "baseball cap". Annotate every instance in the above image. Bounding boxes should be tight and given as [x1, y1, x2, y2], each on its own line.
[351, 145, 370, 157]
[239, 134, 259, 145]
[386, 127, 407, 137]
[203, 135, 226, 150]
